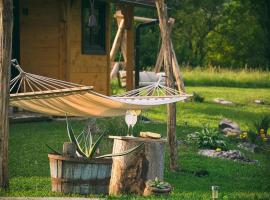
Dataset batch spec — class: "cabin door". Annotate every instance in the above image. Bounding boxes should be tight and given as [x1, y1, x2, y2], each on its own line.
[19, 0, 67, 80]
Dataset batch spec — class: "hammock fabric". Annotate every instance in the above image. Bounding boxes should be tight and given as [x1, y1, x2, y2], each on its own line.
[10, 60, 191, 117]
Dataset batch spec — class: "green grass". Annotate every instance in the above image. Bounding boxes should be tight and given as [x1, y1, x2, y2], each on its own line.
[182, 67, 270, 88]
[1, 86, 269, 199]
[1, 70, 270, 199]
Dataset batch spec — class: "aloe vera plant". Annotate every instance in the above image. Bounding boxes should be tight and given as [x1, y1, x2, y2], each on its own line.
[47, 117, 144, 159]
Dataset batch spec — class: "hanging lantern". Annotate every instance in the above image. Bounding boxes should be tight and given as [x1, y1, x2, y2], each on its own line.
[88, 0, 97, 27]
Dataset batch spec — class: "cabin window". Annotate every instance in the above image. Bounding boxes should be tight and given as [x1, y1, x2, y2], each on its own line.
[82, 0, 106, 55]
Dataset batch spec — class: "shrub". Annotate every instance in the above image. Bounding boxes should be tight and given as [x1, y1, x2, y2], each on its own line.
[192, 92, 205, 102]
[186, 125, 227, 150]
[254, 115, 270, 135]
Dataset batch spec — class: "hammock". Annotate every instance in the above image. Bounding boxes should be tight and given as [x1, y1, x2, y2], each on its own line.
[10, 60, 191, 117]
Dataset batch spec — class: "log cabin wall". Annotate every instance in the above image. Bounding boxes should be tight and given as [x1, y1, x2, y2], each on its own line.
[68, 0, 110, 95]
[19, 0, 110, 95]
[19, 0, 65, 80]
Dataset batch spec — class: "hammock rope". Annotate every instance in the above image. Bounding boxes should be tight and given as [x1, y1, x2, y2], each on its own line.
[9, 60, 191, 117]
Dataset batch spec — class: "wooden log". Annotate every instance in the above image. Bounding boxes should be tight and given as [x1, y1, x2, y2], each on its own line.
[110, 19, 125, 62]
[121, 6, 134, 91]
[154, 18, 174, 73]
[110, 62, 120, 79]
[154, 18, 185, 93]
[0, 0, 13, 189]
[109, 136, 166, 195]
[155, 0, 179, 171]
[48, 154, 112, 194]
[171, 41, 185, 93]
[115, 10, 127, 63]
[63, 142, 76, 157]
[114, 12, 157, 23]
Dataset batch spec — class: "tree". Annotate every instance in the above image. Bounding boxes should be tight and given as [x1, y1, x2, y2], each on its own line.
[249, 0, 270, 69]
[0, 0, 13, 189]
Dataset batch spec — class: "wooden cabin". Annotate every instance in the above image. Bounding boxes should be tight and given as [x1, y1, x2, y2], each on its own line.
[12, 0, 155, 95]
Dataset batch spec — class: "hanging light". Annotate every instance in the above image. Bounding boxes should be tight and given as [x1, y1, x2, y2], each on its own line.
[88, 0, 97, 27]
[211, 186, 219, 200]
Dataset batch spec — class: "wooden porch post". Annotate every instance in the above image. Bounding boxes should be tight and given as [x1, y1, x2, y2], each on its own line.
[0, 0, 13, 189]
[155, 0, 179, 171]
[121, 6, 134, 91]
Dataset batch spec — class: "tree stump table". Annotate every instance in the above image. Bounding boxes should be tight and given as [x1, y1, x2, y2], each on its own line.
[108, 136, 167, 195]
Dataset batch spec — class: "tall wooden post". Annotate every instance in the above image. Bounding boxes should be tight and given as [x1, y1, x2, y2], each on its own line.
[0, 0, 13, 189]
[155, 0, 179, 171]
[121, 6, 134, 91]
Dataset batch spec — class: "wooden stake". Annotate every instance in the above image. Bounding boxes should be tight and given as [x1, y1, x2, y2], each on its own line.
[155, 0, 179, 171]
[0, 0, 13, 189]
[154, 18, 185, 93]
[110, 19, 125, 62]
[121, 6, 134, 91]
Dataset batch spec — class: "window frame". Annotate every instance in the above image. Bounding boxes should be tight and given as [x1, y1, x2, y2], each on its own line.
[81, 0, 107, 55]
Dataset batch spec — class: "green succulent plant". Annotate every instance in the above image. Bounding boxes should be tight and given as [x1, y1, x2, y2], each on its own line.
[47, 117, 144, 159]
[147, 177, 171, 190]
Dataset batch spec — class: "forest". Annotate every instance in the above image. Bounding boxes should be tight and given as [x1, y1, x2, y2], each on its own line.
[128, 0, 270, 70]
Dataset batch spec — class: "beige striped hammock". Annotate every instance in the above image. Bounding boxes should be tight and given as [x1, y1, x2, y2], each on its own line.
[10, 60, 191, 117]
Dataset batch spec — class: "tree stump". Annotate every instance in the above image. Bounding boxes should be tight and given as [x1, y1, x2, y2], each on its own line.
[108, 136, 166, 195]
[63, 142, 76, 157]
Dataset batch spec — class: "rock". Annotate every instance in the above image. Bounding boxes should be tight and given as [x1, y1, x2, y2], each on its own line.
[198, 149, 259, 164]
[237, 142, 258, 153]
[254, 99, 265, 105]
[214, 98, 234, 105]
[219, 119, 241, 136]
[223, 128, 242, 137]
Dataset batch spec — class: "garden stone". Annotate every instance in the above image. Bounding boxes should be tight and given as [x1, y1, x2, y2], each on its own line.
[214, 98, 234, 105]
[219, 119, 241, 136]
[254, 99, 265, 105]
[237, 142, 258, 153]
[198, 149, 259, 164]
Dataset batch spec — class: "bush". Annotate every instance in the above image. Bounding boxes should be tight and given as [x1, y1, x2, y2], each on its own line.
[191, 92, 205, 102]
[187, 125, 227, 150]
[254, 115, 270, 135]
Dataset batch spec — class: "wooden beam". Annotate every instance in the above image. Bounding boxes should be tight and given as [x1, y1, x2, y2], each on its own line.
[110, 19, 125, 62]
[121, 6, 134, 91]
[154, 18, 174, 73]
[155, 0, 179, 171]
[0, 0, 13, 189]
[114, 12, 157, 23]
[154, 18, 185, 93]
[115, 10, 127, 64]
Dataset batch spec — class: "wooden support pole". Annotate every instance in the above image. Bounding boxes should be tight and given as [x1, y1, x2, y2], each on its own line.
[121, 6, 134, 91]
[0, 0, 13, 189]
[114, 12, 157, 23]
[154, 18, 174, 73]
[110, 19, 125, 62]
[155, 0, 179, 171]
[154, 18, 185, 93]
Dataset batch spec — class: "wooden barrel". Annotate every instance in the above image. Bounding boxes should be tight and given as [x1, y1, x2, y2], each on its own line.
[48, 154, 112, 194]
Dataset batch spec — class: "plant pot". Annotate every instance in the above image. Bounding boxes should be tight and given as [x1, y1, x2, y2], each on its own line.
[48, 153, 112, 194]
[143, 182, 172, 196]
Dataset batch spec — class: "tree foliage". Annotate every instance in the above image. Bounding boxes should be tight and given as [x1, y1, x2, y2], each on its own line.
[134, 0, 270, 69]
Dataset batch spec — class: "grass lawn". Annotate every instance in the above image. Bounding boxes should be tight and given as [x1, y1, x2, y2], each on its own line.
[1, 82, 270, 199]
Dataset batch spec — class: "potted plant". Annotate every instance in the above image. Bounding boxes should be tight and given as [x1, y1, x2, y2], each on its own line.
[47, 117, 143, 195]
[143, 177, 172, 196]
